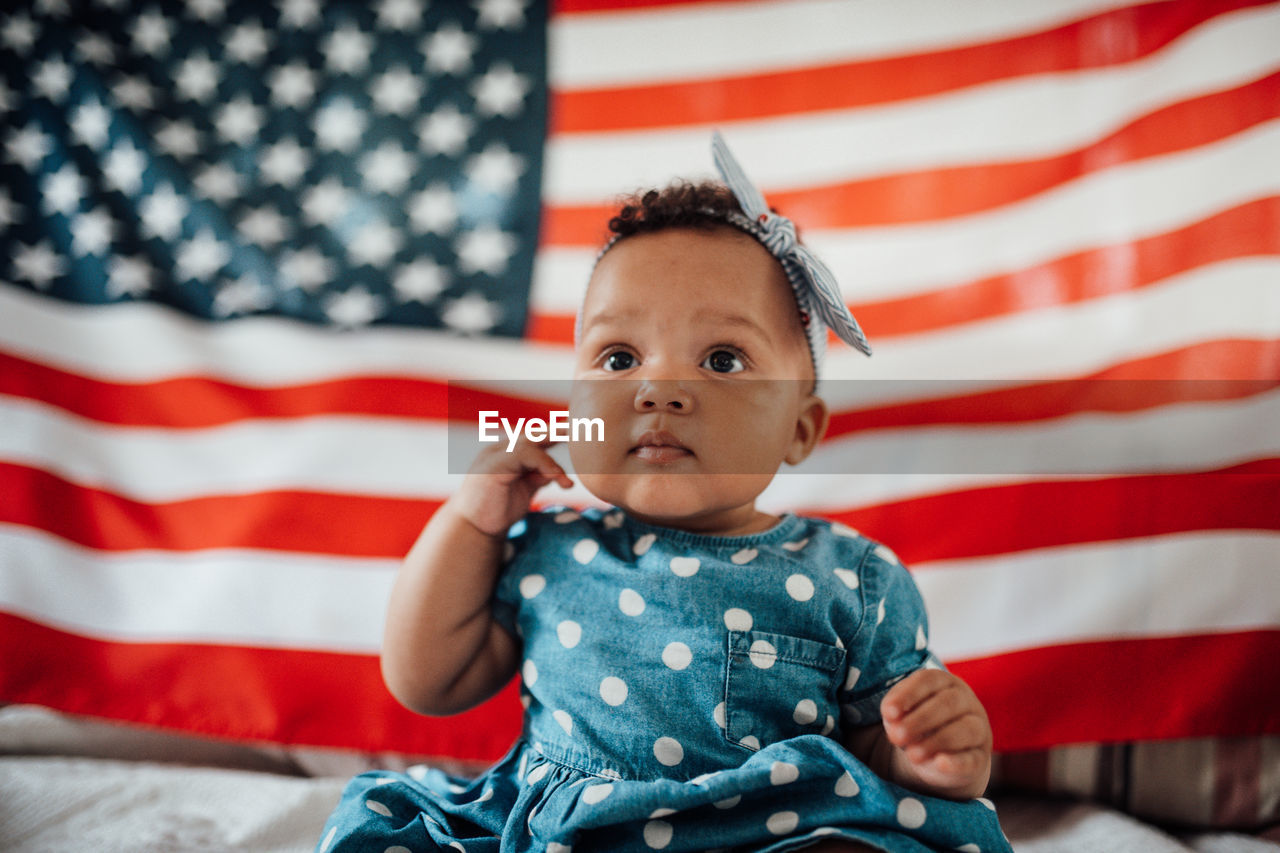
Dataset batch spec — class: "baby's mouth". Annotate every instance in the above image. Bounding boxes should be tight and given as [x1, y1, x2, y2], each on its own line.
[630, 431, 693, 463]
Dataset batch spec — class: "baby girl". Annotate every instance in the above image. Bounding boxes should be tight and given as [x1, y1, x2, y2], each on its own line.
[318, 135, 1011, 852]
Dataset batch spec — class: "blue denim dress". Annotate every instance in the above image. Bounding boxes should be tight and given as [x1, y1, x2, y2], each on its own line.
[318, 507, 1012, 852]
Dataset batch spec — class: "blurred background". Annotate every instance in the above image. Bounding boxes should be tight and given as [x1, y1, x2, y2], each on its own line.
[1, 0, 1277, 830]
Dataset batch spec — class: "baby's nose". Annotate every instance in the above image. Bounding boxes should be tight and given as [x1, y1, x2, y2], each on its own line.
[634, 380, 693, 413]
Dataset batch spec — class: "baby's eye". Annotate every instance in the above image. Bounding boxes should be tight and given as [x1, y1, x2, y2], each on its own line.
[603, 350, 636, 371]
[703, 349, 745, 374]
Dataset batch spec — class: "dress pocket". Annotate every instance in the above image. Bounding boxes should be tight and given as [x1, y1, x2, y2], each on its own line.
[723, 630, 846, 751]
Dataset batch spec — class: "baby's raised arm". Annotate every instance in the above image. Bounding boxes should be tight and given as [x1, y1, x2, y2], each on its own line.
[381, 437, 572, 716]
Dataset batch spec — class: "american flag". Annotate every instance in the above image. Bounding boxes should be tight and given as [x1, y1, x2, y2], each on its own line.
[1, 0, 1278, 772]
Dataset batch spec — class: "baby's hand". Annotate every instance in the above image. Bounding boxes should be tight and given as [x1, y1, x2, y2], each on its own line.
[880, 669, 992, 800]
[451, 436, 574, 537]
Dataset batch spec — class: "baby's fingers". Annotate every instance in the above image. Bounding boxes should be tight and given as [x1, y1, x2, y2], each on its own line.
[511, 437, 573, 490]
[884, 681, 974, 747]
[901, 714, 990, 764]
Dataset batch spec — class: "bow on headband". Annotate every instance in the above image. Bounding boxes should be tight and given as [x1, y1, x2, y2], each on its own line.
[711, 131, 873, 361]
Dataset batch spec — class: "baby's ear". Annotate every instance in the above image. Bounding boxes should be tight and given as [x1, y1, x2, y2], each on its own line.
[784, 394, 829, 465]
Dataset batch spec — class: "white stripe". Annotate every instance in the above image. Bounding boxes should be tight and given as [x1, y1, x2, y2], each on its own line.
[4, 524, 1273, 658]
[915, 531, 1280, 661]
[0, 284, 574, 384]
[796, 385, 1280, 477]
[538, 255, 1280, 383]
[550, 0, 1135, 89]
[534, 120, 1280, 310]
[545, 5, 1280, 201]
[3, 374, 1275, 503]
[827, 259, 1280, 381]
[0, 523, 392, 652]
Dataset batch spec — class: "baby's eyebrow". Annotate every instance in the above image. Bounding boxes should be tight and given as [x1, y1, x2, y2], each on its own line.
[700, 311, 774, 342]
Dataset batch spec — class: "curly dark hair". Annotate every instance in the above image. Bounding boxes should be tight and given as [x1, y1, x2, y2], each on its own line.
[606, 180, 747, 238]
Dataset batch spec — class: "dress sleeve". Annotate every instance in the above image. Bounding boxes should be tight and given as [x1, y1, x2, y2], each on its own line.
[837, 541, 945, 727]
[490, 511, 541, 639]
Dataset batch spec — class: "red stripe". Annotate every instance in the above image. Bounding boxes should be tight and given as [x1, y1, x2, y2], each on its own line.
[0, 462, 437, 557]
[2, 611, 1274, 755]
[951, 630, 1280, 752]
[544, 73, 1280, 246]
[8, 333, 1275, 431]
[825, 373, 1280, 440]
[553, 0, 749, 13]
[529, 197, 1280, 344]
[817, 458, 1280, 565]
[0, 611, 521, 760]
[850, 198, 1280, 339]
[0, 354, 563, 428]
[549, 1, 1270, 131]
[4, 459, 1276, 558]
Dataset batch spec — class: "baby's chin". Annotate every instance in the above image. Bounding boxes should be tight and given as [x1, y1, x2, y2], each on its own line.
[575, 471, 776, 530]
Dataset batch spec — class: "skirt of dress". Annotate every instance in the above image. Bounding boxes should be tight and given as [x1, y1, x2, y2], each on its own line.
[316, 734, 1012, 853]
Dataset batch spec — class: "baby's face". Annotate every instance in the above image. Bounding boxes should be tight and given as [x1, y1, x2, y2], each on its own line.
[569, 227, 827, 535]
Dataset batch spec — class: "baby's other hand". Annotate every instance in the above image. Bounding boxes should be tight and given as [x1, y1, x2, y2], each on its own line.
[880, 669, 992, 800]
[452, 437, 574, 537]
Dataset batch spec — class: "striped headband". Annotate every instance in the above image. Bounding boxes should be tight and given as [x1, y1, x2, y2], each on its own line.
[580, 132, 874, 371]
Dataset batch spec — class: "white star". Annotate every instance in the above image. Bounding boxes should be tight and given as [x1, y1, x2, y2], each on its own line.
[313, 98, 366, 152]
[268, 61, 315, 109]
[279, 247, 332, 292]
[455, 225, 516, 276]
[474, 0, 525, 30]
[175, 52, 220, 102]
[215, 97, 264, 144]
[0, 187, 16, 229]
[42, 164, 85, 216]
[407, 183, 458, 234]
[348, 218, 402, 267]
[213, 272, 273, 316]
[103, 141, 146, 195]
[176, 228, 231, 281]
[111, 75, 155, 111]
[185, 0, 226, 23]
[393, 258, 448, 302]
[360, 141, 415, 195]
[441, 291, 501, 334]
[375, 0, 423, 31]
[301, 178, 350, 226]
[1, 14, 38, 54]
[140, 183, 189, 240]
[322, 24, 372, 74]
[12, 241, 66, 290]
[6, 123, 53, 170]
[226, 20, 271, 63]
[155, 119, 201, 159]
[131, 10, 172, 57]
[422, 23, 475, 75]
[370, 67, 423, 116]
[324, 286, 385, 328]
[278, 0, 321, 28]
[237, 205, 289, 248]
[75, 31, 115, 65]
[417, 104, 472, 157]
[70, 207, 115, 255]
[106, 254, 154, 297]
[36, 0, 72, 15]
[193, 163, 241, 203]
[471, 63, 530, 118]
[259, 137, 310, 186]
[31, 58, 73, 103]
[70, 99, 112, 149]
[466, 142, 525, 195]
